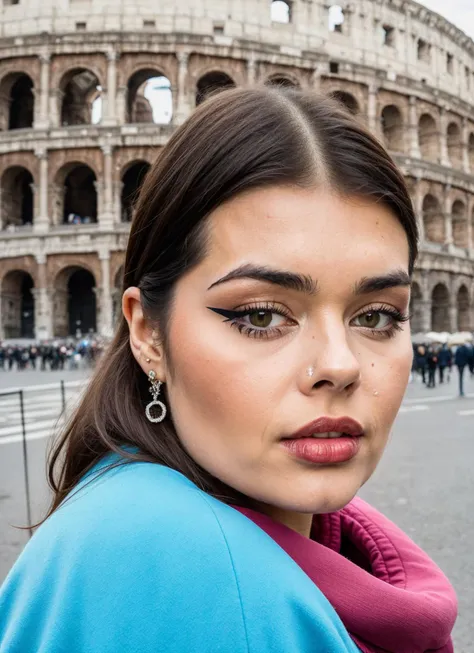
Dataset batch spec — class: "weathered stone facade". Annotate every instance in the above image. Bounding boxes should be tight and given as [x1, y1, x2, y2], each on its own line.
[1, 0, 474, 338]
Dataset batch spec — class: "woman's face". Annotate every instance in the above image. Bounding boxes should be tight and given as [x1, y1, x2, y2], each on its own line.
[163, 186, 412, 525]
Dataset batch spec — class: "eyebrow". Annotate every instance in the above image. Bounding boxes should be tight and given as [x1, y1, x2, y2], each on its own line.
[207, 264, 318, 295]
[353, 270, 411, 295]
[207, 264, 411, 296]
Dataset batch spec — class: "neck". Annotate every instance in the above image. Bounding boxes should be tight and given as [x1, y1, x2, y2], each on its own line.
[252, 502, 313, 538]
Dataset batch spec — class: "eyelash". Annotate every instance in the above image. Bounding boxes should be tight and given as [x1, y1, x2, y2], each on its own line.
[210, 302, 410, 341]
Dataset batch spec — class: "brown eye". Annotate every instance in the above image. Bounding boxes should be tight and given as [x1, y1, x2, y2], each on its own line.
[357, 312, 381, 329]
[249, 311, 273, 328]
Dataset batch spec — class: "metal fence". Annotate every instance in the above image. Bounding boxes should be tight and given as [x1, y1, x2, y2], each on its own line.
[0, 381, 83, 542]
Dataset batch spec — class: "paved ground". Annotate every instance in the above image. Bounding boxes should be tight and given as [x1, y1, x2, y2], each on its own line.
[0, 368, 472, 650]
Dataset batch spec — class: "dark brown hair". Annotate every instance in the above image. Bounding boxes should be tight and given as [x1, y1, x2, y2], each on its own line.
[40, 86, 418, 525]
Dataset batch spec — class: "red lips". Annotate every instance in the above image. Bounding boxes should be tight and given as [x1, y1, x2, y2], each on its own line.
[286, 416, 364, 440]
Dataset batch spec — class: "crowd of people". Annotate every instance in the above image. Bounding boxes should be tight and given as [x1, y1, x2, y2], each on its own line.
[413, 341, 474, 396]
[0, 339, 107, 372]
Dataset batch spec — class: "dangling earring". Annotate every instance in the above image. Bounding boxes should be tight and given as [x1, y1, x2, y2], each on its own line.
[145, 370, 167, 423]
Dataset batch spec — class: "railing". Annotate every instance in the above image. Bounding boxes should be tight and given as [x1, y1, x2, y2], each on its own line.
[0, 381, 83, 541]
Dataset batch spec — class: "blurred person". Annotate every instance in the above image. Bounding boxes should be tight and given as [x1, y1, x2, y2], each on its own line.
[0, 88, 457, 652]
[438, 344, 452, 384]
[455, 341, 471, 397]
[29, 345, 38, 370]
[426, 346, 438, 389]
[414, 344, 427, 384]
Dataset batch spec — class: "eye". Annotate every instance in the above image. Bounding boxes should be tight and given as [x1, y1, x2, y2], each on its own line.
[354, 311, 392, 330]
[246, 310, 285, 329]
[207, 304, 296, 340]
[351, 305, 410, 339]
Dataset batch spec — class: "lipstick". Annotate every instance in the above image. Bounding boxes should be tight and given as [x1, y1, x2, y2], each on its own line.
[281, 416, 364, 465]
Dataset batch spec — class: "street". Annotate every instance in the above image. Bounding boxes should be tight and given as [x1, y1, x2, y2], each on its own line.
[0, 368, 473, 651]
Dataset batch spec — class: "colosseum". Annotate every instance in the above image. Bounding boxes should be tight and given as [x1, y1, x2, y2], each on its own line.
[0, 0, 473, 340]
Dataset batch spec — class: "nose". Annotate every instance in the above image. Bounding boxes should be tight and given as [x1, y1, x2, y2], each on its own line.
[300, 324, 361, 395]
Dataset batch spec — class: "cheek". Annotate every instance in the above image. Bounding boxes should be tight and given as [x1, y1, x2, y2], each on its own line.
[166, 317, 277, 443]
[367, 339, 412, 433]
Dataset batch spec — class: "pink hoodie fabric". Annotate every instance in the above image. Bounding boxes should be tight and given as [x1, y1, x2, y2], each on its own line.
[235, 498, 457, 653]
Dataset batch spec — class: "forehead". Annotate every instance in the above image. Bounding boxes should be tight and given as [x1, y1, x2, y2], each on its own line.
[205, 186, 410, 277]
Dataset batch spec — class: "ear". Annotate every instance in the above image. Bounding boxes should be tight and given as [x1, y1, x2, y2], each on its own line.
[122, 287, 167, 381]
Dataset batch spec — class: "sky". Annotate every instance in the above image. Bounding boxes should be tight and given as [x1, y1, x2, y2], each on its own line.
[419, 1, 474, 38]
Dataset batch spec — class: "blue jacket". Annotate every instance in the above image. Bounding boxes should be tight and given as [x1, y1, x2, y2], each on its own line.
[455, 344, 471, 367]
[0, 455, 358, 652]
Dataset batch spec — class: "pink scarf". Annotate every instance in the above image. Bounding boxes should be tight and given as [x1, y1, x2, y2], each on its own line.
[235, 498, 457, 653]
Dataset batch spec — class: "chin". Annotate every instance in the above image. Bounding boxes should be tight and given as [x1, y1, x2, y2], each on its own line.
[273, 471, 366, 515]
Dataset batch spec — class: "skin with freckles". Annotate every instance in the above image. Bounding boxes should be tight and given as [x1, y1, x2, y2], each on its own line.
[124, 186, 413, 538]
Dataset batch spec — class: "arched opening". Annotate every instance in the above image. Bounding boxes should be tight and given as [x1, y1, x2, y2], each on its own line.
[381, 105, 404, 151]
[53, 266, 97, 337]
[469, 133, 474, 172]
[328, 5, 344, 33]
[1, 166, 34, 229]
[422, 194, 444, 244]
[418, 114, 439, 163]
[329, 91, 359, 115]
[121, 161, 151, 222]
[447, 122, 462, 168]
[265, 75, 299, 88]
[127, 70, 172, 124]
[457, 285, 470, 332]
[60, 68, 102, 126]
[196, 72, 235, 106]
[271, 0, 291, 23]
[59, 164, 97, 225]
[5, 74, 34, 130]
[452, 200, 468, 248]
[409, 282, 423, 333]
[1, 270, 35, 339]
[431, 284, 450, 332]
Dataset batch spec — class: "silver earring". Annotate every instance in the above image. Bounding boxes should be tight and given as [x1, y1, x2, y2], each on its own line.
[145, 370, 167, 423]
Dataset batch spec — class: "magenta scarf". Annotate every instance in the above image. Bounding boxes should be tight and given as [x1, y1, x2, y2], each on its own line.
[234, 498, 457, 653]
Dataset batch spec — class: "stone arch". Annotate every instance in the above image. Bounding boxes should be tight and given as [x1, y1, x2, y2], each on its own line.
[53, 266, 97, 337]
[381, 104, 404, 152]
[329, 90, 359, 115]
[121, 160, 151, 222]
[1, 166, 34, 229]
[410, 282, 424, 333]
[60, 68, 102, 127]
[469, 133, 474, 172]
[265, 74, 300, 88]
[452, 199, 468, 248]
[1, 269, 35, 338]
[431, 283, 450, 332]
[422, 194, 444, 244]
[271, 0, 292, 23]
[54, 162, 97, 226]
[127, 69, 173, 124]
[457, 284, 470, 331]
[196, 71, 236, 106]
[0, 72, 34, 131]
[418, 113, 439, 163]
[447, 121, 462, 169]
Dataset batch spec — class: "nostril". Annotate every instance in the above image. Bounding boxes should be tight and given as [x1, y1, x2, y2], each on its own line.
[312, 380, 330, 390]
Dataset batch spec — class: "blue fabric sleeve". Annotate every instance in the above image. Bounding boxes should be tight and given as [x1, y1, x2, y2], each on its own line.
[0, 461, 358, 653]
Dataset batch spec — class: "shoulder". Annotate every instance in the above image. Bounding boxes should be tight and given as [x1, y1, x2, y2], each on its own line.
[0, 458, 358, 653]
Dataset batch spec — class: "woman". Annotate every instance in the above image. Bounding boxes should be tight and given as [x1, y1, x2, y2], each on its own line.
[0, 88, 457, 652]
